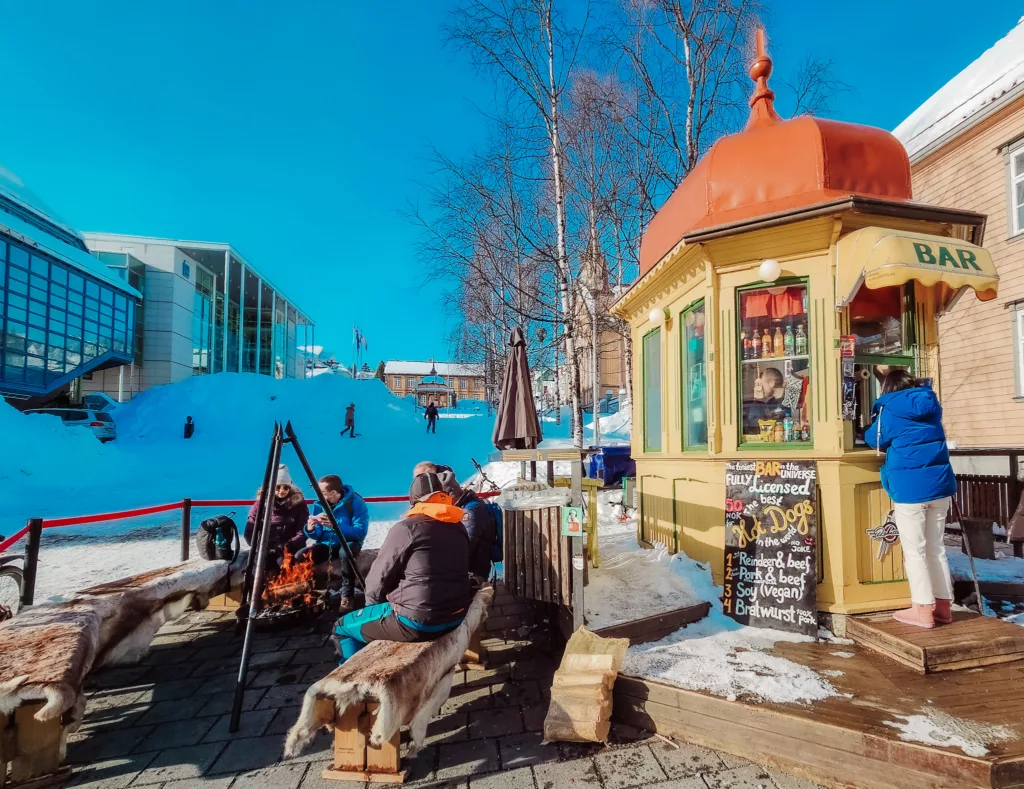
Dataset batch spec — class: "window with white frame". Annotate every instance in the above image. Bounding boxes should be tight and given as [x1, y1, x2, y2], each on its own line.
[1012, 144, 1024, 236]
[1015, 306, 1024, 397]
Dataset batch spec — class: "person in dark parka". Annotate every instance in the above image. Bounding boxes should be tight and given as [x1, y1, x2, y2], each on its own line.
[331, 472, 471, 662]
[425, 401, 439, 434]
[244, 464, 309, 567]
[865, 370, 956, 630]
[340, 403, 356, 438]
[437, 468, 496, 582]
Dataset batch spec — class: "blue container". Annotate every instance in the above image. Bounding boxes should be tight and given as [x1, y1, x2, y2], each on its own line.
[588, 445, 635, 487]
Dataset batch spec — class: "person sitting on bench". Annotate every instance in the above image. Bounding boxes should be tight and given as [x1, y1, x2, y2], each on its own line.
[331, 471, 471, 662]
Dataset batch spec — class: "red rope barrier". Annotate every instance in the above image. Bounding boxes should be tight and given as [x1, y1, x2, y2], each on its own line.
[1, 489, 503, 551]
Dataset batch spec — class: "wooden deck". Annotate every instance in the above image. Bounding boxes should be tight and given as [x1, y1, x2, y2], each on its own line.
[613, 639, 1024, 789]
[847, 611, 1024, 673]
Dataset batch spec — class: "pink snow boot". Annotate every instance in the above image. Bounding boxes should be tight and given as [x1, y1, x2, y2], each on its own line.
[933, 598, 953, 625]
[893, 603, 935, 629]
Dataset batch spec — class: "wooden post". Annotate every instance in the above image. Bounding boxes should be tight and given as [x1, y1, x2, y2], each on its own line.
[530, 461, 537, 482]
[181, 498, 192, 562]
[21, 519, 43, 608]
[10, 702, 65, 783]
[546, 460, 555, 486]
[324, 703, 403, 783]
[571, 458, 585, 630]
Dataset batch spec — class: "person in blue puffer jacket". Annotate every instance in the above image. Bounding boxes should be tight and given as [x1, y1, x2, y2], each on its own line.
[303, 474, 369, 612]
[865, 369, 956, 630]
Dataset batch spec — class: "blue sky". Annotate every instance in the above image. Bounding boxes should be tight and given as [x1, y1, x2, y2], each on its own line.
[1, 1, 1021, 364]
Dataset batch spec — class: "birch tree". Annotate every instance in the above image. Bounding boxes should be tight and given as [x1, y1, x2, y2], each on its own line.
[448, 0, 590, 447]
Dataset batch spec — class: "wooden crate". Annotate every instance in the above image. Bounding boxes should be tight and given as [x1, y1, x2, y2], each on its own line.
[322, 702, 404, 784]
[847, 610, 1024, 673]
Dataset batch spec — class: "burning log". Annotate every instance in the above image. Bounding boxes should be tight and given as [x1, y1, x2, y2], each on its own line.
[263, 581, 313, 604]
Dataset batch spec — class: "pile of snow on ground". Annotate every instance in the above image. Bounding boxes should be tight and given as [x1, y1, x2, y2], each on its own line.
[584, 493, 699, 629]
[947, 547, 1024, 584]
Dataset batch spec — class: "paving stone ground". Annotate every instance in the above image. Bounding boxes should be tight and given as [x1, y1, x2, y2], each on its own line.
[69, 609, 825, 789]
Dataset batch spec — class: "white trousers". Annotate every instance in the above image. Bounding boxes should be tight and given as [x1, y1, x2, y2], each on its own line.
[893, 497, 953, 605]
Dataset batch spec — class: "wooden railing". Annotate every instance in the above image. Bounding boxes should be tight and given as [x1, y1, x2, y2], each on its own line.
[948, 449, 1023, 532]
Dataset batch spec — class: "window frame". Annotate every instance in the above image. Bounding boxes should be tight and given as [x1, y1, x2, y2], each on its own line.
[642, 326, 663, 452]
[1011, 140, 1024, 238]
[679, 299, 708, 451]
[735, 277, 813, 449]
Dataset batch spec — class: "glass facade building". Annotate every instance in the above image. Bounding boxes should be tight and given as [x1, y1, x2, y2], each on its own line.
[0, 190, 140, 399]
[79, 235, 314, 398]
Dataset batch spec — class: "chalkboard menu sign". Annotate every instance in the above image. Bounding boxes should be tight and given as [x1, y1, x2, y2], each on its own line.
[724, 460, 818, 637]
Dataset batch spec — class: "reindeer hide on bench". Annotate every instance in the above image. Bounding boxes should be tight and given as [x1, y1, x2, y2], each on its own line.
[0, 557, 234, 726]
[285, 586, 493, 759]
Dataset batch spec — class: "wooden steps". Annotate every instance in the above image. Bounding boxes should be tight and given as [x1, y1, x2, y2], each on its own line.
[613, 641, 1024, 789]
[847, 610, 1024, 673]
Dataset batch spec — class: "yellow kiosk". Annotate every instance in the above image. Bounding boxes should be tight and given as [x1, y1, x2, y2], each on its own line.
[611, 33, 1000, 619]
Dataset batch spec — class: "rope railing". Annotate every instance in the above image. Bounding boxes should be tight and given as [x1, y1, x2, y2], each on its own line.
[0, 489, 502, 602]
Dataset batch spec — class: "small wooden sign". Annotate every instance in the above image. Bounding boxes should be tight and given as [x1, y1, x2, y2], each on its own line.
[723, 460, 818, 637]
[561, 506, 584, 537]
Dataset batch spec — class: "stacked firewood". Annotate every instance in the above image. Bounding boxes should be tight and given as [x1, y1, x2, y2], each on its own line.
[543, 628, 628, 743]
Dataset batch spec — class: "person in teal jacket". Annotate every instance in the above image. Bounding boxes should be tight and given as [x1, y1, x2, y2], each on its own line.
[304, 474, 369, 612]
[865, 369, 956, 630]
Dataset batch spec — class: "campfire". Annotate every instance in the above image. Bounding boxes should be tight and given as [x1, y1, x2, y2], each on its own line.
[256, 553, 325, 629]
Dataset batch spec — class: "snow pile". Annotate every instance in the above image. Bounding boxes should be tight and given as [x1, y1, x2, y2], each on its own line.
[585, 493, 699, 629]
[1, 373, 496, 598]
[885, 711, 1014, 757]
[947, 547, 1024, 584]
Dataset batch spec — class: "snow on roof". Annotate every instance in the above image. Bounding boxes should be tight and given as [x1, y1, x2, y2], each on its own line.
[893, 18, 1024, 161]
[0, 203, 140, 299]
[384, 360, 483, 377]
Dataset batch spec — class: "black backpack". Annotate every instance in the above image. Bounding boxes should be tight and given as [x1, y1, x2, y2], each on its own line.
[196, 515, 239, 562]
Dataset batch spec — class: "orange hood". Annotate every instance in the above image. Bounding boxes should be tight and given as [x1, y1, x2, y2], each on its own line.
[406, 492, 464, 524]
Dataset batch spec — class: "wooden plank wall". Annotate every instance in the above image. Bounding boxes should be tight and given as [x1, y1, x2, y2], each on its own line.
[503, 507, 573, 607]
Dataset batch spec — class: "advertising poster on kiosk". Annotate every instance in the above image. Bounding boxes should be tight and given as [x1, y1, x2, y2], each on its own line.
[724, 460, 818, 637]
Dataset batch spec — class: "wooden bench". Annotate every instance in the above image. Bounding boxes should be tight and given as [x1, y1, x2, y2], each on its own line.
[0, 558, 232, 787]
[285, 587, 494, 783]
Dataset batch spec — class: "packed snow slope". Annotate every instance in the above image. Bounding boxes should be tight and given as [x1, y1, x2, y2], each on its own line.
[2, 373, 494, 527]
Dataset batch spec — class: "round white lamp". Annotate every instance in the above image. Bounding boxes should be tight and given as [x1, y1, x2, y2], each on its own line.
[648, 307, 666, 325]
[758, 258, 781, 283]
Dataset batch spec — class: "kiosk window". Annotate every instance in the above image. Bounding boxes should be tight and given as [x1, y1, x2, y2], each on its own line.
[682, 302, 707, 448]
[643, 328, 662, 451]
[738, 283, 811, 445]
[850, 284, 917, 444]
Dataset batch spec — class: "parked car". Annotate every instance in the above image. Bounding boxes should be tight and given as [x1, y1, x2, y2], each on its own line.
[24, 408, 117, 442]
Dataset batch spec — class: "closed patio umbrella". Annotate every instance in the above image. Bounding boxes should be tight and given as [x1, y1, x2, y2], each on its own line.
[493, 327, 542, 450]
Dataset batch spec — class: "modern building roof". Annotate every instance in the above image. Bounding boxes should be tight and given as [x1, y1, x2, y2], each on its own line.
[639, 31, 913, 276]
[384, 360, 484, 377]
[0, 167, 140, 299]
[894, 18, 1024, 162]
[81, 232, 310, 320]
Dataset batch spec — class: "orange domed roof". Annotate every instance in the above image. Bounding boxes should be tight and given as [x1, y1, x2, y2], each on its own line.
[639, 32, 913, 276]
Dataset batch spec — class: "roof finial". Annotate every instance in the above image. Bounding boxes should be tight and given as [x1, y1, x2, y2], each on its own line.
[746, 28, 782, 129]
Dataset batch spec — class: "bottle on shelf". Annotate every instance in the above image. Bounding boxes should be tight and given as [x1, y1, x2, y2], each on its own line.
[783, 415, 794, 442]
[800, 420, 810, 441]
[784, 325, 795, 357]
[795, 323, 808, 356]
[763, 327, 773, 357]
[773, 326, 785, 357]
[774, 421, 785, 443]
[750, 331, 761, 359]
[741, 329, 749, 360]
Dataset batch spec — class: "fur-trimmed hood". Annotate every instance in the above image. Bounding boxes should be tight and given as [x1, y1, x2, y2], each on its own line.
[254, 484, 306, 509]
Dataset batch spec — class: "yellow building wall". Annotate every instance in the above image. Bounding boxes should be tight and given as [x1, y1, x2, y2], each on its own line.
[910, 95, 1024, 446]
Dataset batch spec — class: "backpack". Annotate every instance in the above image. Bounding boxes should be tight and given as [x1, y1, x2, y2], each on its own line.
[196, 515, 239, 562]
[467, 499, 504, 564]
[486, 501, 504, 564]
